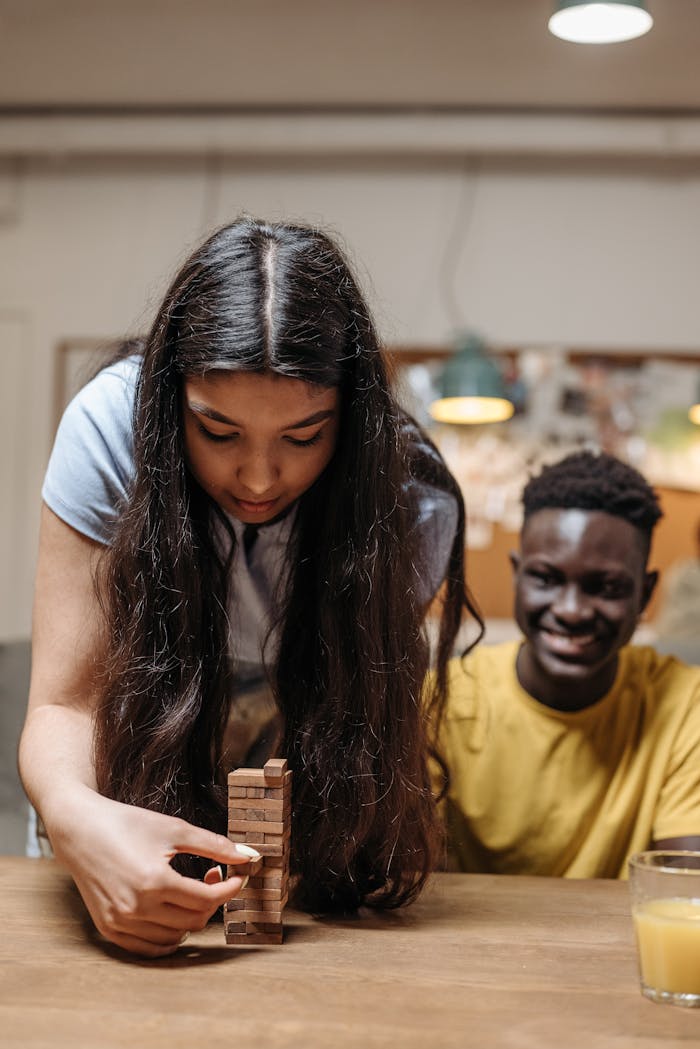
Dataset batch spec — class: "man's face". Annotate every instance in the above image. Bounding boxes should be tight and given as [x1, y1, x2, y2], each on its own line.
[511, 508, 657, 708]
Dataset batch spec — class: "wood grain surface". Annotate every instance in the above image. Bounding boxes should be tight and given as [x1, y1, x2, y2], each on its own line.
[1, 857, 698, 1048]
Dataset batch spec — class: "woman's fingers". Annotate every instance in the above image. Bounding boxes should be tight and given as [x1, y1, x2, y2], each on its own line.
[167, 823, 261, 870]
[160, 870, 248, 912]
[203, 865, 224, 885]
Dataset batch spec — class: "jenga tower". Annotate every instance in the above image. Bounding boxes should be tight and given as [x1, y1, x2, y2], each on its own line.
[225, 757, 292, 945]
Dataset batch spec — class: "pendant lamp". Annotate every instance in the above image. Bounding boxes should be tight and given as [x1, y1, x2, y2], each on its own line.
[548, 1, 653, 44]
[429, 333, 514, 426]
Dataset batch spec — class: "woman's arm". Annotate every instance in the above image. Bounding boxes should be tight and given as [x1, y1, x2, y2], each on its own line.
[19, 505, 257, 957]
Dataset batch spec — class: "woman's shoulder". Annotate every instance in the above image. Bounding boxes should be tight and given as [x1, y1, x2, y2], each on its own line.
[73, 353, 140, 413]
[42, 355, 141, 543]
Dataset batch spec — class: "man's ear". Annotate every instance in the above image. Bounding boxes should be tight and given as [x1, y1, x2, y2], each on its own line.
[641, 570, 658, 614]
[509, 551, 521, 583]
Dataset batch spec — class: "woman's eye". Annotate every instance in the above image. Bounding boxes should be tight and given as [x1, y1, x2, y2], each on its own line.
[198, 424, 237, 443]
[285, 431, 323, 448]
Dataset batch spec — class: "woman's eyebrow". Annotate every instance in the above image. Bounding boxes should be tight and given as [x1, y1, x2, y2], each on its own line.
[284, 409, 336, 430]
[187, 402, 335, 429]
[187, 402, 237, 424]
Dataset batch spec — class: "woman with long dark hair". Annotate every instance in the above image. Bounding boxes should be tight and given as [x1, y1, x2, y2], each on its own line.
[20, 218, 480, 957]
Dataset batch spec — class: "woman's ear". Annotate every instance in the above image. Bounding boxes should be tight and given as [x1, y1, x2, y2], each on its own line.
[509, 551, 521, 585]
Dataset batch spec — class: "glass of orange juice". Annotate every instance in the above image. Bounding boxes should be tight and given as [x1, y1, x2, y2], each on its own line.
[629, 851, 700, 1007]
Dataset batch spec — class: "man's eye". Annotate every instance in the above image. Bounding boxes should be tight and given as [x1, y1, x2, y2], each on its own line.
[530, 570, 555, 585]
[598, 581, 626, 599]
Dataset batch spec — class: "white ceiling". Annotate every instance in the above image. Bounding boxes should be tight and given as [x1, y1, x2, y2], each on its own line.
[0, 0, 696, 113]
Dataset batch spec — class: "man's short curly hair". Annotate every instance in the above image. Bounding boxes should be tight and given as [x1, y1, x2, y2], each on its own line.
[522, 451, 663, 540]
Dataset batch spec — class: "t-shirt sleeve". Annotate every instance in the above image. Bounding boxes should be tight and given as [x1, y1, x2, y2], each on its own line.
[653, 670, 700, 842]
[412, 482, 459, 606]
[42, 360, 137, 545]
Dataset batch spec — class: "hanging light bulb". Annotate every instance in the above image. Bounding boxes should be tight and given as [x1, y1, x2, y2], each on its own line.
[548, 1, 653, 44]
[429, 333, 514, 426]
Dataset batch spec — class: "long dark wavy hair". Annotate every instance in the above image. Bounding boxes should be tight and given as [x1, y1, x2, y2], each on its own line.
[94, 217, 482, 911]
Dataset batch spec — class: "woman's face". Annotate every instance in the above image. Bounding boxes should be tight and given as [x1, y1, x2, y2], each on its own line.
[182, 370, 340, 524]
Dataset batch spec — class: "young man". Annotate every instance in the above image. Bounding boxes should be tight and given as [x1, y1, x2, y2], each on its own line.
[439, 451, 700, 877]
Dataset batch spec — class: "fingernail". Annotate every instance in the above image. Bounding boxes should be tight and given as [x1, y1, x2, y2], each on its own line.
[179, 932, 190, 945]
[239, 875, 249, 890]
[234, 844, 262, 860]
[213, 865, 224, 881]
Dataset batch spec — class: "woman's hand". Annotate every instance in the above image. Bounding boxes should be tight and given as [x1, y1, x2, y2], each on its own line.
[53, 788, 260, 957]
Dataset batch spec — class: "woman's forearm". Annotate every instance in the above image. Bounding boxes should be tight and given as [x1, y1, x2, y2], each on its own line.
[18, 702, 99, 839]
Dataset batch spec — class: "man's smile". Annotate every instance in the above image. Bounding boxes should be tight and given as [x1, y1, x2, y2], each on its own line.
[539, 626, 600, 658]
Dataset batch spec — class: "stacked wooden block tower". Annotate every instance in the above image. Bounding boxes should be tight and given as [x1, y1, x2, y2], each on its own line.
[225, 757, 292, 945]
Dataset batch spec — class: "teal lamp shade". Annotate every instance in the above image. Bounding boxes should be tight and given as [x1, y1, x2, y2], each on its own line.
[429, 334, 514, 425]
[549, 1, 653, 44]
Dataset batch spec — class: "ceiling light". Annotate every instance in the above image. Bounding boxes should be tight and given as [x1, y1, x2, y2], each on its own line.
[548, 1, 653, 44]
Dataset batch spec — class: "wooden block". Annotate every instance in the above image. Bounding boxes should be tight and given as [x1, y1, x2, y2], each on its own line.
[224, 899, 247, 912]
[226, 891, 288, 907]
[264, 805, 290, 820]
[230, 886, 289, 905]
[230, 796, 288, 813]
[230, 807, 266, 821]
[239, 887, 289, 905]
[246, 921, 283, 934]
[262, 772, 291, 797]
[263, 758, 288, 785]
[227, 772, 267, 788]
[264, 829, 290, 842]
[225, 857, 263, 879]
[225, 930, 283, 945]
[229, 907, 284, 923]
[229, 785, 247, 798]
[242, 841, 285, 858]
[247, 875, 284, 891]
[246, 786, 265, 799]
[261, 854, 285, 868]
[228, 831, 266, 845]
[223, 898, 269, 917]
[225, 899, 252, 912]
[230, 819, 286, 835]
[224, 906, 282, 922]
[224, 921, 248, 935]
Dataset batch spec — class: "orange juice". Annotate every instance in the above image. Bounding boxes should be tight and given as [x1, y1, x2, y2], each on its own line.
[633, 898, 700, 996]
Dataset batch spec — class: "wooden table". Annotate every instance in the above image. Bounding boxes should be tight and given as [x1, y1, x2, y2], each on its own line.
[1, 858, 698, 1048]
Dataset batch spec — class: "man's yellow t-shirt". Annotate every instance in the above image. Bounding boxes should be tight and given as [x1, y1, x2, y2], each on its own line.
[438, 641, 700, 878]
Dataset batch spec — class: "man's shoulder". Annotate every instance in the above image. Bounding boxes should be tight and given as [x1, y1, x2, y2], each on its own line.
[445, 640, 520, 715]
[448, 639, 519, 673]
[619, 644, 700, 702]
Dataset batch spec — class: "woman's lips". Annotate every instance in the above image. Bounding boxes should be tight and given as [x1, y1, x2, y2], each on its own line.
[233, 497, 280, 515]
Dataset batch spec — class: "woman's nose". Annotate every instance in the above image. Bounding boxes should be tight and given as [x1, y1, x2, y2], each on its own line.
[237, 452, 279, 495]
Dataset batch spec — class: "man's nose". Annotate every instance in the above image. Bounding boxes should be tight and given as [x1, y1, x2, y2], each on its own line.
[551, 583, 593, 622]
